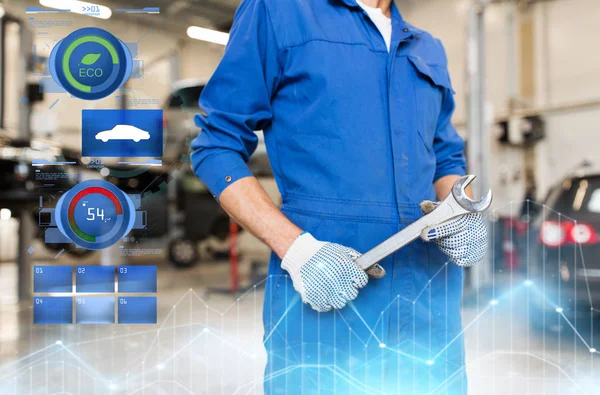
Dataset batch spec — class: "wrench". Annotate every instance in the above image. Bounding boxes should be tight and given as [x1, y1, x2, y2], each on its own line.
[354, 175, 493, 272]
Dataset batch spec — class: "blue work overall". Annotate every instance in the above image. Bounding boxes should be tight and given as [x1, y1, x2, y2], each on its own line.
[190, 0, 468, 393]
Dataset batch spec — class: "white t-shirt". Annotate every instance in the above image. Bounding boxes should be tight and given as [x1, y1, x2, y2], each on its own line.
[357, 0, 392, 52]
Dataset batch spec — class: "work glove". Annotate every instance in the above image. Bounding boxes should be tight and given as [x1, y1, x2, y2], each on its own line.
[281, 232, 369, 312]
[419, 201, 488, 267]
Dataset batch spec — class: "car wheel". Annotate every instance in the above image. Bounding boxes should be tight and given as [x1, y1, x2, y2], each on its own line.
[102, 138, 109, 142]
[168, 238, 199, 269]
[133, 138, 140, 142]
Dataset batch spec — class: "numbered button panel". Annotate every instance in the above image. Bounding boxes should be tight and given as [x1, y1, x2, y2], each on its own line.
[34, 266, 72, 293]
[76, 266, 115, 293]
[34, 297, 73, 324]
[33, 265, 157, 325]
[118, 297, 157, 324]
[118, 266, 157, 293]
[76, 296, 115, 324]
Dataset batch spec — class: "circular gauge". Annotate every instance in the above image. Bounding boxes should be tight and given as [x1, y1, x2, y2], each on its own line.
[55, 180, 136, 250]
[49, 27, 132, 100]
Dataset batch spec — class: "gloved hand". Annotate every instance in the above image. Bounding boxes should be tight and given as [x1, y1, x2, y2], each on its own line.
[281, 232, 369, 312]
[419, 200, 488, 267]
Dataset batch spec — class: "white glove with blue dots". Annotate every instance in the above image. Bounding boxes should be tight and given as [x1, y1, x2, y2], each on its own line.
[281, 232, 369, 312]
[420, 200, 488, 267]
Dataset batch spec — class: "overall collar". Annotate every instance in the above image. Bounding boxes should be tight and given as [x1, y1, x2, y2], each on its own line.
[333, 0, 419, 41]
[336, 0, 361, 7]
[335, 0, 401, 21]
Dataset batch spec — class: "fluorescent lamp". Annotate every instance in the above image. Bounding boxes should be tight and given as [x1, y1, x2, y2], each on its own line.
[39, 0, 112, 19]
[187, 26, 229, 46]
[0, 208, 11, 221]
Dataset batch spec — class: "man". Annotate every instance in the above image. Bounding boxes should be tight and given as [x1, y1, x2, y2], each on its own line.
[190, 0, 487, 393]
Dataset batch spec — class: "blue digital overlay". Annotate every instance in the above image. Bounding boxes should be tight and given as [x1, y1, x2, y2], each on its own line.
[45, 227, 71, 244]
[82, 109, 163, 157]
[34, 266, 72, 293]
[118, 296, 157, 324]
[115, 7, 160, 14]
[117, 266, 157, 293]
[124, 42, 138, 58]
[39, 77, 67, 93]
[74, 193, 118, 237]
[48, 27, 132, 100]
[34, 297, 72, 324]
[133, 211, 147, 230]
[76, 266, 115, 293]
[75, 296, 115, 324]
[54, 180, 136, 250]
[131, 60, 144, 78]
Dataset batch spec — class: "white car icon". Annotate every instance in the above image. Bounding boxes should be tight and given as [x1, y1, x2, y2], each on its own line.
[95, 124, 151, 143]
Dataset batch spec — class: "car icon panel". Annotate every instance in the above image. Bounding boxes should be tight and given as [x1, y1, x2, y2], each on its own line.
[82, 110, 163, 157]
[95, 125, 151, 143]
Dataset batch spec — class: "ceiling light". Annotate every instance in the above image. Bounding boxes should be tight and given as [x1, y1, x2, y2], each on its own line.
[0, 208, 11, 221]
[39, 0, 112, 19]
[187, 26, 229, 46]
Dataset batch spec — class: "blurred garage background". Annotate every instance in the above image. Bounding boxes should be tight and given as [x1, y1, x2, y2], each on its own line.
[1, 0, 600, 394]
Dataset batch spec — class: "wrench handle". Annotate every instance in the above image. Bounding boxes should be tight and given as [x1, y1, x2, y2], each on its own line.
[353, 220, 424, 270]
[353, 199, 469, 271]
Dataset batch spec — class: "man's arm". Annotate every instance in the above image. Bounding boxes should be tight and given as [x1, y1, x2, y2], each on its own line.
[431, 85, 467, 200]
[431, 86, 467, 190]
[218, 177, 368, 313]
[190, 0, 368, 312]
[189, 0, 299, 258]
[219, 177, 301, 258]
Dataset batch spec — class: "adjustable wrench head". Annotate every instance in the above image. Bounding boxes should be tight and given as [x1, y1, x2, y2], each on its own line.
[451, 175, 493, 213]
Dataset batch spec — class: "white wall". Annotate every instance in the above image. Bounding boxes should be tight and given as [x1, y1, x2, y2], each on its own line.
[532, 0, 600, 195]
[537, 0, 600, 107]
[399, 0, 600, 206]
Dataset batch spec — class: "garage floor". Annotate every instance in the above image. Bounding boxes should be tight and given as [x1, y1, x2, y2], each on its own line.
[1, 259, 599, 395]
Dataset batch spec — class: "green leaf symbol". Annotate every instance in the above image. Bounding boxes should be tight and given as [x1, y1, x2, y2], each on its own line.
[79, 53, 101, 66]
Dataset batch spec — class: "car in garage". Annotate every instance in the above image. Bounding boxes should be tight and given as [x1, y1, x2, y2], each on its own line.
[529, 171, 600, 327]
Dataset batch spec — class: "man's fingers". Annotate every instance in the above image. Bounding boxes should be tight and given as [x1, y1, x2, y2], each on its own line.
[352, 268, 369, 289]
[342, 286, 359, 301]
[290, 237, 373, 312]
[310, 302, 332, 312]
[422, 214, 473, 241]
[344, 247, 361, 260]
[330, 295, 348, 310]
[419, 200, 439, 215]
[365, 263, 386, 278]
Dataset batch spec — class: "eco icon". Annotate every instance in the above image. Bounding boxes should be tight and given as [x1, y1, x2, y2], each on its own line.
[79, 53, 102, 66]
[49, 27, 132, 100]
